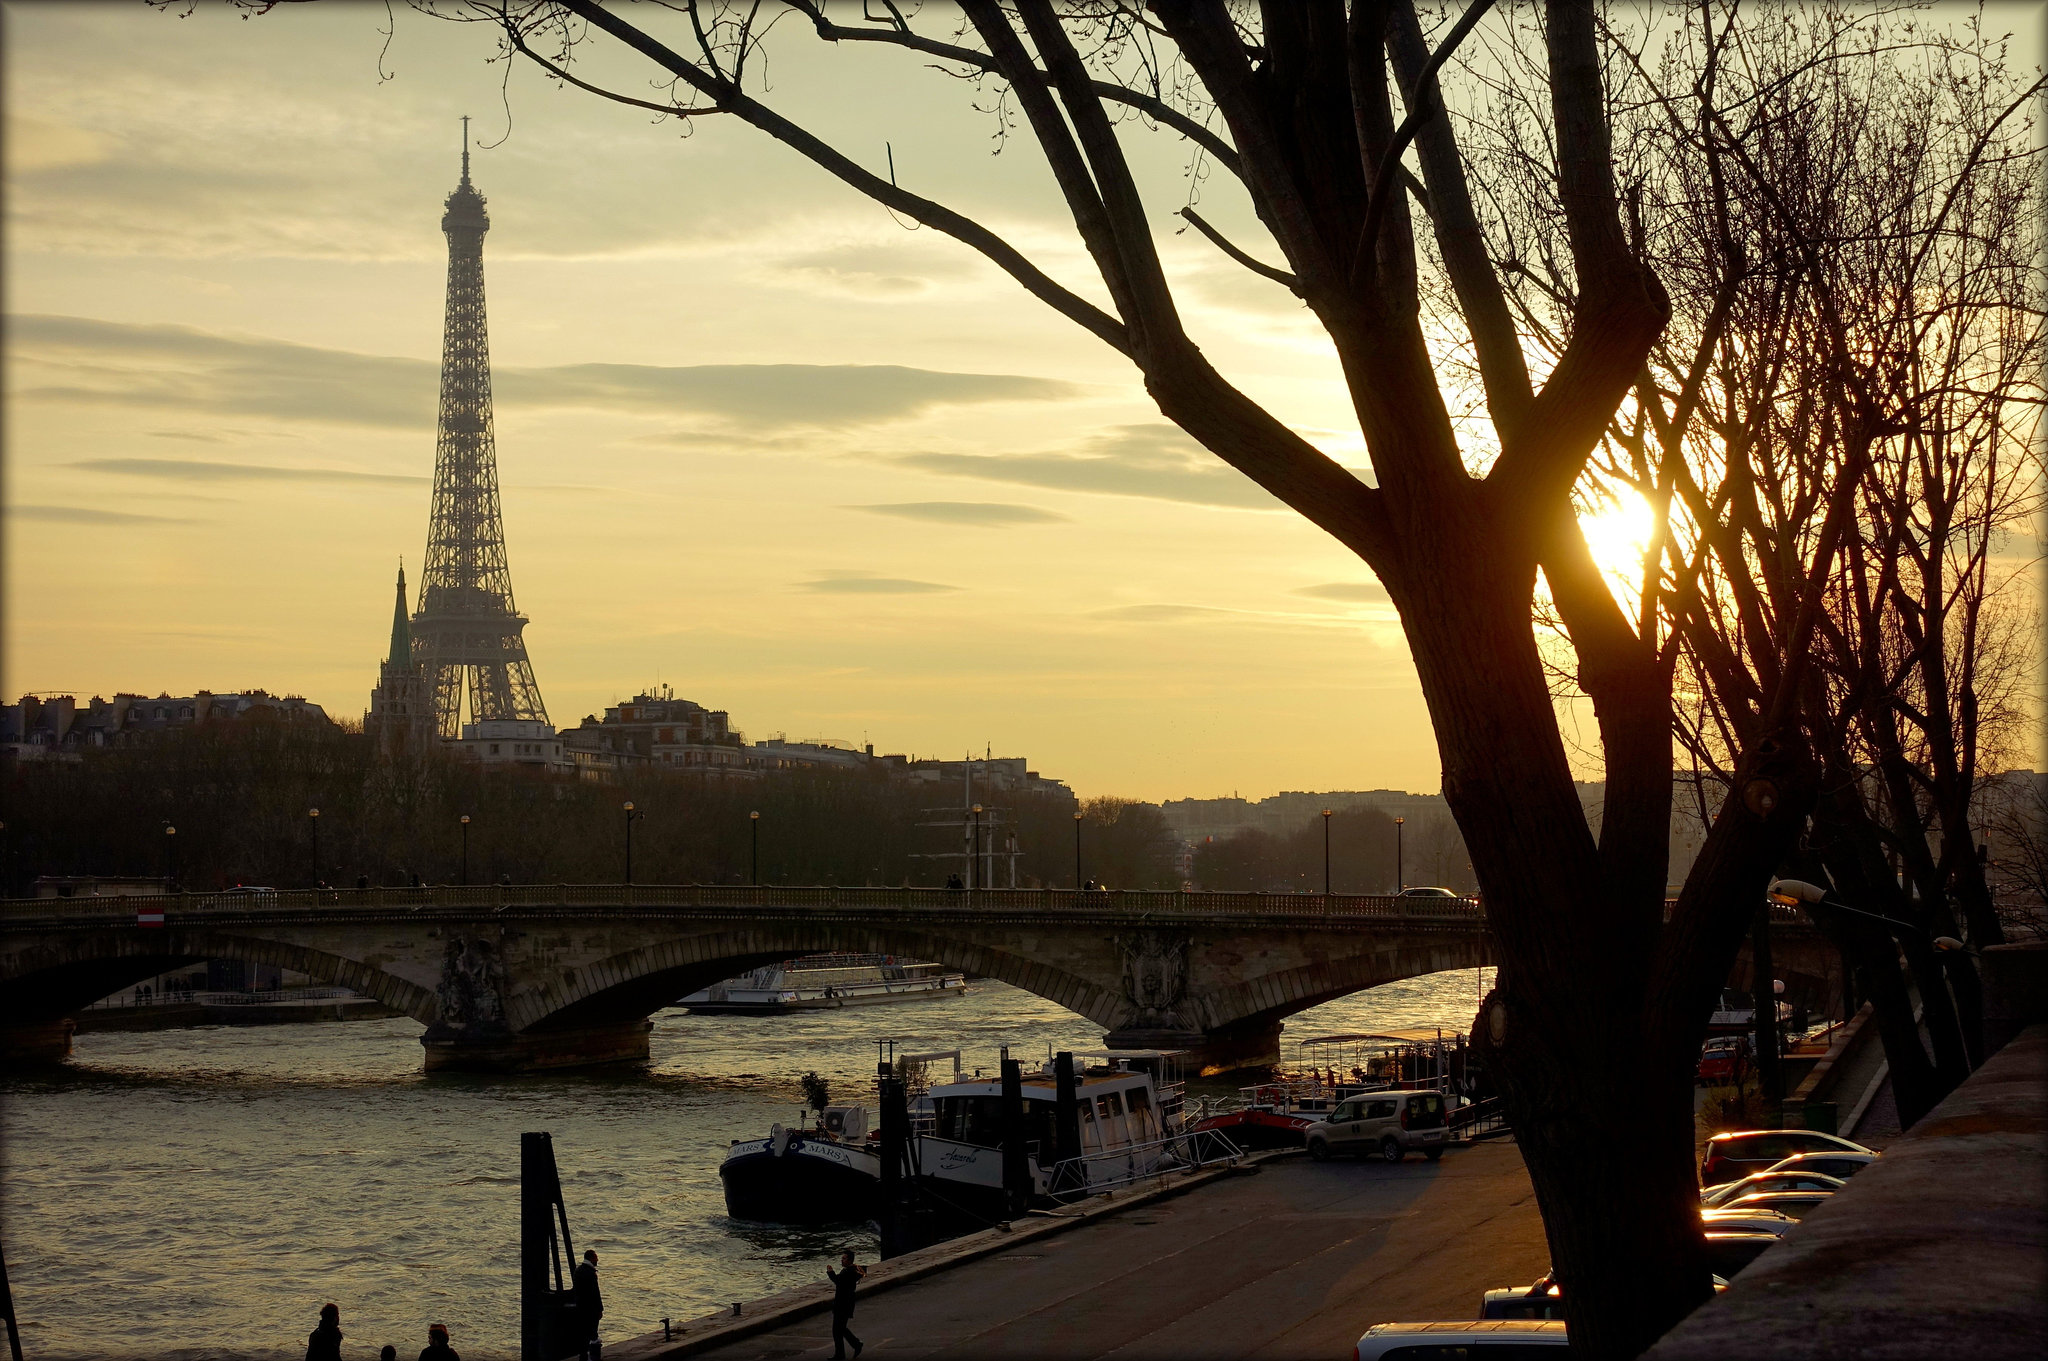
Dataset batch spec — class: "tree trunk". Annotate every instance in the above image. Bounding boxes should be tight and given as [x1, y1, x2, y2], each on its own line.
[1395, 534, 1709, 1359]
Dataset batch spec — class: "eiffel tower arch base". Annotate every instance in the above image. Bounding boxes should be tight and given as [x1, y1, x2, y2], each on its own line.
[419, 1019, 653, 1074]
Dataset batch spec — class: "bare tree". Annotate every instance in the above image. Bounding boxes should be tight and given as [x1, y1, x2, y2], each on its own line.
[1525, 4, 2045, 1124]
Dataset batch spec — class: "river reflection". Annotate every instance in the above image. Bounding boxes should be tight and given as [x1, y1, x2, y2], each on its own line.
[1, 971, 1491, 1360]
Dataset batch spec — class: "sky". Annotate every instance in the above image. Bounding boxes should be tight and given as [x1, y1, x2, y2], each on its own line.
[5, 2, 2042, 800]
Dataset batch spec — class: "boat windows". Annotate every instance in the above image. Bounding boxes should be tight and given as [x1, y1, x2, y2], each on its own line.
[1126, 1088, 1152, 1117]
[934, 1095, 1007, 1146]
[1097, 1092, 1124, 1118]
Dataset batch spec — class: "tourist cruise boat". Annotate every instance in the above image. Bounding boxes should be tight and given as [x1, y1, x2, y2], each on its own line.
[680, 953, 967, 1013]
[718, 1049, 1214, 1227]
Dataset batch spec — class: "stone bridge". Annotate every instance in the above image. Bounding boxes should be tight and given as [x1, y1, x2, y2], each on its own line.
[0, 886, 1829, 1074]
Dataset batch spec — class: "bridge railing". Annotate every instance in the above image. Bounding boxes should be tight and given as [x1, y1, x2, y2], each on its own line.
[0, 883, 1493, 925]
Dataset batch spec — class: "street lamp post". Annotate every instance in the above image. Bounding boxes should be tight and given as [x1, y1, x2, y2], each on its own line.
[163, 823, 178, 888]
[970, 805, 983, 892]
[459, 815, 471, 886]
[749, 810, 760, 886]
[1394, 816, 1405, 892]
[1321, 809, 1333, 897]
[1073, 809, 1084, 890]
[308, 808, 321, 889]
[622, 801, 639, 885]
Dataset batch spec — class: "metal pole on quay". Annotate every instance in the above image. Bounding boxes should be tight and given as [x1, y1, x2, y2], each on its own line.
[1073, 809, 1084, 889]
[1321, 808, 1333, 897]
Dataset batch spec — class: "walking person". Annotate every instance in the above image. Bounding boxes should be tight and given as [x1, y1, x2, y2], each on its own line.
[826, 1250, 866, 1359]
[573, 1248, 604, 1359]
[417, 1322, 460, 1360]
[305, 1303, 344, 1361]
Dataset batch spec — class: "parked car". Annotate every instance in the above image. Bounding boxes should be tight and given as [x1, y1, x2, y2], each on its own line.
[1700, 1170, 1846, 1207]
[1355, 1320, 1569, 1359]
[1478, 1274, 1727, 1320]
[1701, 1207, 1799, 1237]
[1306, 1089, 1449, 1162]
[1697, 1035, 1750, 1085]
[1716, 1190, 1834, 1221]
[1764, 1150, 1877, 1181]
[1702, 1230, 1781, 1277]
[1700, 1129, 1873, 1186]
[1396, 886, 1461, 898]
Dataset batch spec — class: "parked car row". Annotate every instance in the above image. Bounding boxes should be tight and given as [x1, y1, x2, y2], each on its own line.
[1349, 1127, 1881, 1356]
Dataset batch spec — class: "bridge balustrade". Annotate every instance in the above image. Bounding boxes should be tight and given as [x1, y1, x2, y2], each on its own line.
[1, 883, 1489, 925]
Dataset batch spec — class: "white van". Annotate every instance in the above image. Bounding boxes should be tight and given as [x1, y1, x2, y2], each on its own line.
[1306, 1089, 1448, 1162]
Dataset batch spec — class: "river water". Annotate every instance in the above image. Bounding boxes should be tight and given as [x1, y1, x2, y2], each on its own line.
[1, 969, 1493, 1361]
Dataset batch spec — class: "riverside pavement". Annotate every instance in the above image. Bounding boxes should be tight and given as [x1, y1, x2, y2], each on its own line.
[612, 1139, 1549, 1360]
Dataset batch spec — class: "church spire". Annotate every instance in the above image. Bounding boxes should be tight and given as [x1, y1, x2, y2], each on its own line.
[387, 563, 412, 671]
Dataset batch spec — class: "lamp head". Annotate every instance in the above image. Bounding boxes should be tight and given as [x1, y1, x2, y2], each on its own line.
[972, 804, 983, 815]
[309, 808, 320, 819]
[1934, 936, 1967, 952]
[1395, 816, 1405, 826]
[460, 814, 470, 825]
[166, 826, 176, 836]
[749, 810, 760, 820]
[624, 801, 635, 813]
[1767, 878, 1827, 905]
[1074, 810, 1083, 820]
[1322, 809, 1332, 818]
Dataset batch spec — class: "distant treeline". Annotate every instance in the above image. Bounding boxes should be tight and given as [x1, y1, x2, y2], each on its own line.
[1192, 806, 1475, 895]
[0, 721, 1184, 893]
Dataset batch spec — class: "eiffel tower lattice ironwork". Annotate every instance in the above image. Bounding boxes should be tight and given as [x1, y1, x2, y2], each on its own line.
[413, 121, 548, 740]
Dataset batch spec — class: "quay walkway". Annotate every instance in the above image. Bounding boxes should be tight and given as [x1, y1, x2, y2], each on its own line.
[613, 1141, 1549, 1361]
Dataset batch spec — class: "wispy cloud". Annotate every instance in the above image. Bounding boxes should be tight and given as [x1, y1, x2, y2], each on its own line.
[8, 503, 189, 525]
[852, 501, 1069, 527]
[71, 457, 426, 486]
[896, 424, 1285, 510]
[1091, 603, 1239, 622]
[800, 570, 961, 595]
[1294, 581, 1389, 603]
[10, 314, 1079, 432]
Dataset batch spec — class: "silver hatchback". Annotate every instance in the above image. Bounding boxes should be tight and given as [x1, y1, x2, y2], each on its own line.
[1306, 1089, 1449, 1162]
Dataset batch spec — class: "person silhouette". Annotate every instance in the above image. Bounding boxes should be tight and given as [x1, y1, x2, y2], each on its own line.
[826, 1250, 867, 1359]
[418, 1322, 459, 1360]
[304, 1303, 343, 1361]
[573, 1248, 604, 1358]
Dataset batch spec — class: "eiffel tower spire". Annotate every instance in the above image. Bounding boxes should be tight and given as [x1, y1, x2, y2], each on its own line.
[411, 125, 548, 739]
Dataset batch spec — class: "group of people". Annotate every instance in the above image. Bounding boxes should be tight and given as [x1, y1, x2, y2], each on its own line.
[304, 1249, 604, 1361]
[302, 1308, 460, 1361]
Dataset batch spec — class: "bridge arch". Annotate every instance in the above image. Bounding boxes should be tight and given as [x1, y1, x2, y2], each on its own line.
[0, 927, 439, 1029]
[513, 924, 1126, 1034]
[1186, 937, 1497, 1037]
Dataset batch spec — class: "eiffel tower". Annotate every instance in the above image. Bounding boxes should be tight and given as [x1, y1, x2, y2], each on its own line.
[412, 120, 548, 740]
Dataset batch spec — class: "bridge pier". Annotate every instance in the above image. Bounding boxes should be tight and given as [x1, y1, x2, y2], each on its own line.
[0, 1018, 76, 1066]
[420, 1019, 653, 1074]
[1107, 1017, 1284, 1077]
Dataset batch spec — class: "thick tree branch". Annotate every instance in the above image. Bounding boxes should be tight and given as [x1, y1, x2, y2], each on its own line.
[1383, 0, 1533, 444]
